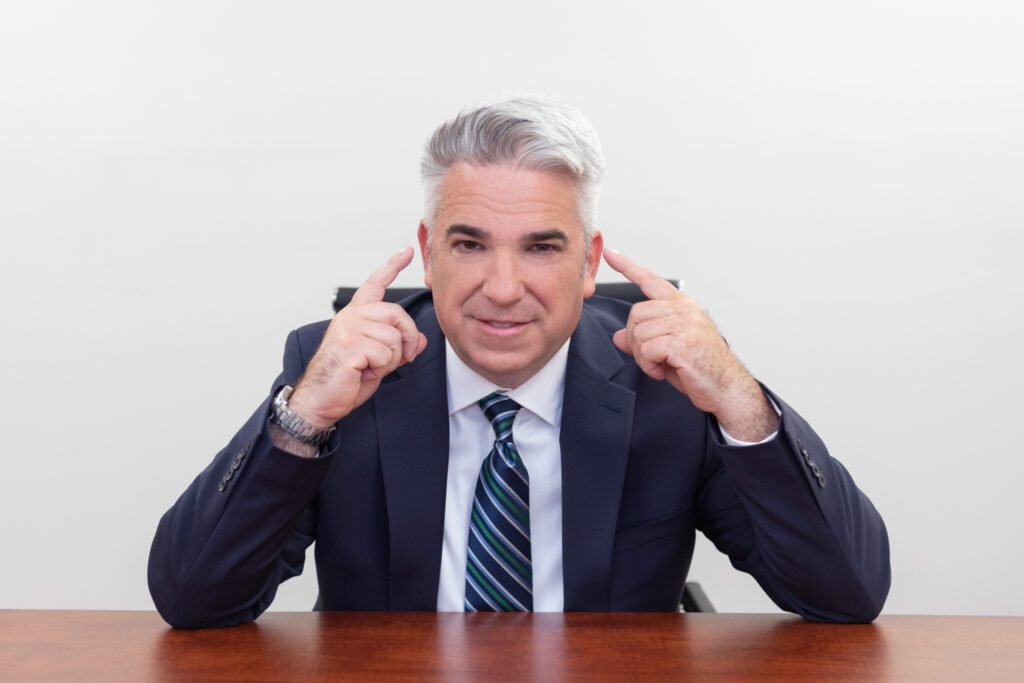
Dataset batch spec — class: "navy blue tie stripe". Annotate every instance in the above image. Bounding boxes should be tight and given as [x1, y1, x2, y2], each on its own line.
[465, 392, 533, 612]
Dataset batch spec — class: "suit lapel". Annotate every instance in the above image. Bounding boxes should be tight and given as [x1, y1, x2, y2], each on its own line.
[375, 305, 450, 610]
[560, 306, 636, 610]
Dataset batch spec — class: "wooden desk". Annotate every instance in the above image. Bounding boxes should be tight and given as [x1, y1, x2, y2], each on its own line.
[2, 611, 1022, 681]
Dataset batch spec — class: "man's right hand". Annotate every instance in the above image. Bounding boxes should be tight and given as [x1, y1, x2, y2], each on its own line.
[286, 246, 428, 429]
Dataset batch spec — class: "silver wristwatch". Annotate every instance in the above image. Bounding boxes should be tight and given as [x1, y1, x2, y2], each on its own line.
[270, 385, 336, 448]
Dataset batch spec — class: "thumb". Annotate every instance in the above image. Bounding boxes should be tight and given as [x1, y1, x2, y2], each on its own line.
[612, 329, 633, 355]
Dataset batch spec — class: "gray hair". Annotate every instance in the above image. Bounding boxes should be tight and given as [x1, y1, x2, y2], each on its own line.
[420, 95, 606, 248]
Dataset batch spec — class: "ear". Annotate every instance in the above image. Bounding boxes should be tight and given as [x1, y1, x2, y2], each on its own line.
[417, 221, 432, 288]
[582, 230, 603, 298]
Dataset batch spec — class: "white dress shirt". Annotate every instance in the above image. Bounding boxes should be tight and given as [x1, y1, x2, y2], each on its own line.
[437, 340, 569, 611]
[435, 340, 777, 612]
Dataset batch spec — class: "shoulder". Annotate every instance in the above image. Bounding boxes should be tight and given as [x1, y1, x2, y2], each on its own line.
[582, 295, 633, 332]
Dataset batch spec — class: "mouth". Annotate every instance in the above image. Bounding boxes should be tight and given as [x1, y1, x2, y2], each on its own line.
[475, 318, 531, 335]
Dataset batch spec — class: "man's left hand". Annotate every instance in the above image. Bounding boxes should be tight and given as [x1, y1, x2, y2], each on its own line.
[602, 248, 780, 442]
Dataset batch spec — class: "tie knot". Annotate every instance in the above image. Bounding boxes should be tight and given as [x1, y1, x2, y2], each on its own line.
[478, 392, 521, 440]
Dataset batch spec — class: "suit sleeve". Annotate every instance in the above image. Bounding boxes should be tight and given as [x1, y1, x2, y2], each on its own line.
[147, 329, 338, 629]
[694, 385, 891, 623]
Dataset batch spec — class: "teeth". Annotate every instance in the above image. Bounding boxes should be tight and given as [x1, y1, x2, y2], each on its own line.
[491, 322, 514, 328]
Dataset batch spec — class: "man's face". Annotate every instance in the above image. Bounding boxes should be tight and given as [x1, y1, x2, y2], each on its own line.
[418, 162, 603, 389]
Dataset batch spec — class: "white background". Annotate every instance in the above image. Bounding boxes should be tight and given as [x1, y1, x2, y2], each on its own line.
[1, 1, 1021, 616]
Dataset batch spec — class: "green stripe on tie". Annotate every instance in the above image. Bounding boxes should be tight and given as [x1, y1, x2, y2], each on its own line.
[483, 462, 528, 525]
[467, 561, 513, 610]
[472, 508, 531, 580]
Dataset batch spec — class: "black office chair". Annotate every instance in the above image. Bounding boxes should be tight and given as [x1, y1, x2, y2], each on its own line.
[327, 281, 715, 613]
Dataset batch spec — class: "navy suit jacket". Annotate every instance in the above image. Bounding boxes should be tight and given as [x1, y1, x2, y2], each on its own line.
[149, 292, 890, 628]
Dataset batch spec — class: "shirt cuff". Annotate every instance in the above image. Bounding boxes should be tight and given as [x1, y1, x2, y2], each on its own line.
[718, 394, 782, 446]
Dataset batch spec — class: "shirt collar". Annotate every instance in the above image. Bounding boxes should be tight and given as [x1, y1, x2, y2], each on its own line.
[445, 339, 569, 427]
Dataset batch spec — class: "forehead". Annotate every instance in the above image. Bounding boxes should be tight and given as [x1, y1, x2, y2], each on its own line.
[435, 162, 582, 239]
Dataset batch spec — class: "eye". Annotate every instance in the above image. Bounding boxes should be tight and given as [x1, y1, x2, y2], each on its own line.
[453, 240, 483, 252]
[528, 243, 561, 254]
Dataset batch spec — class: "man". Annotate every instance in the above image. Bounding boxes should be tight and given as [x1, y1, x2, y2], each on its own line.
[149, 96, 890, 627]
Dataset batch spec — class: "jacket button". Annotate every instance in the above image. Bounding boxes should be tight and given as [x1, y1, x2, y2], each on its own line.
[798, 440, 811, 458]
[217, 482, 226, 492]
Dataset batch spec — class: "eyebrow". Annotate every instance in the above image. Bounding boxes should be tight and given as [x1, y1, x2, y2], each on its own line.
[446, 224, 486, 239]
[525, 229, 569, 244]
[445, 224, 570, 244]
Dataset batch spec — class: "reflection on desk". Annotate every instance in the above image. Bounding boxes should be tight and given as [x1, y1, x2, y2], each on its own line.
[2, 611, 1022, 682]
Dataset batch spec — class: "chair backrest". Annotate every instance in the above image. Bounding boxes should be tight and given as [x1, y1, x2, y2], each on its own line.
[331, 281, 678, 312]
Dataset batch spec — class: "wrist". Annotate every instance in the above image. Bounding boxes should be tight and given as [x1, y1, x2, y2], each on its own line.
[714, 377, 780, 442]
[286, 384, 343, 430]
[270, 385, 337, 448]
[269, 423, 321, 459]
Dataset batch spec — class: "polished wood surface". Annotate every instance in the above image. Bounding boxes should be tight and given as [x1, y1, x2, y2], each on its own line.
[2, 610, 1022, 682]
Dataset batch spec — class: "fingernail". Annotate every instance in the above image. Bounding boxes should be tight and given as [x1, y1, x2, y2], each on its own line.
[605, 247, 620, 256]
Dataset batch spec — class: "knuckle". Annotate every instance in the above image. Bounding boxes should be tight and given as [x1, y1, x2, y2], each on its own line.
[368, 344, 391, 365]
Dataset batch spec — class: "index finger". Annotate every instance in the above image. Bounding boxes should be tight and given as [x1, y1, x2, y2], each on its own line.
[602, 248, 682, 301]
[350, 246, 415, 306]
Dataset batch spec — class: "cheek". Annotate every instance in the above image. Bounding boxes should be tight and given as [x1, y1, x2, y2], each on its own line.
[535, 272, 587, 315]
[431, 271, 475, 313]
[551, 260, 588, 289]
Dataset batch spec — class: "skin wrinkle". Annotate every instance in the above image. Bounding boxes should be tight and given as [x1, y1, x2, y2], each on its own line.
[446, 225, 570, 247]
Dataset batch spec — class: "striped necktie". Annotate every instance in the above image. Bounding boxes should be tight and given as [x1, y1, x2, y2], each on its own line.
[464, 392, 533, 612]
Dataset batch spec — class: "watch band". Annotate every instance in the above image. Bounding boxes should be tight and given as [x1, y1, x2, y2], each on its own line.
[270, 385, 336, 448]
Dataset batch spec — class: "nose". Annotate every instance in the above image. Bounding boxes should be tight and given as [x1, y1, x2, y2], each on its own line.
[481, 250, 525, 305]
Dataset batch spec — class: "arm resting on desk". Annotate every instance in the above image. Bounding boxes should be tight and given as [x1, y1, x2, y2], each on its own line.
[698, 388, 891, 623]
[148, 329, 331, 629]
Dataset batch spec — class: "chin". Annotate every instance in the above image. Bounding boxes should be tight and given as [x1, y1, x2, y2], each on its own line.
[468, 354, 534, 387]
